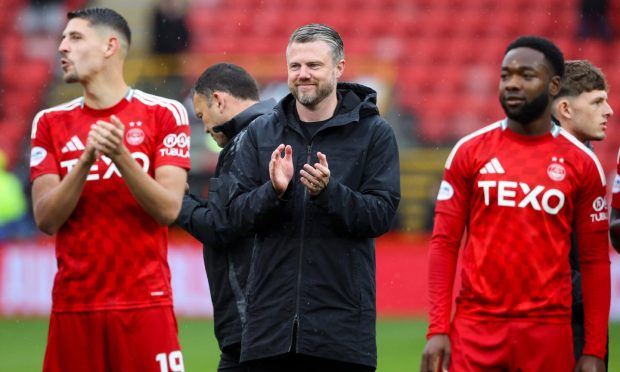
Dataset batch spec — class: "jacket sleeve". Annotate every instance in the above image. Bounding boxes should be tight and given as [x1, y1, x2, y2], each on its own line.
[228, 126, 287, 232]
[311, 120, 400, 238]
[175, 192, 230, 247]
[176, 174, 249, 248]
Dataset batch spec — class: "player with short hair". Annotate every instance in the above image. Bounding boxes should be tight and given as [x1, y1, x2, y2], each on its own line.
[175, 63, 275, 371]
[421, 36, 610, 372]
[30, 8, 189, 372]
[552, 59, 613, 367]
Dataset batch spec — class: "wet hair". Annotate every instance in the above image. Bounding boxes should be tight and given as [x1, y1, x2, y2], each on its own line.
[287, 23, 345, 63]
[194, 63, 260, 102]
[505, 36, 564, 77]
[68, 8, 131, 46]
[556, 60, 609, 98]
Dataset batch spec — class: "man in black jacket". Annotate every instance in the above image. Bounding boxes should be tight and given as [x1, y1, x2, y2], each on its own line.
[228, 24, 400, 371]
[175, 63, 275, 372]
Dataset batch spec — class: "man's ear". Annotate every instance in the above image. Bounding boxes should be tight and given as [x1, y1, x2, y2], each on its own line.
[549, 75, 561, 96]
[212, 91, 226, 112]
[335, 59, 345, 79]
[555, 99, 572, 120]
[103, 36, 120, 57]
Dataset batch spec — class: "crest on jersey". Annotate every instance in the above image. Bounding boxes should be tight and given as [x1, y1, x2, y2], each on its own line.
[547, 157, 566, 182]
[126, 128, 145, 146]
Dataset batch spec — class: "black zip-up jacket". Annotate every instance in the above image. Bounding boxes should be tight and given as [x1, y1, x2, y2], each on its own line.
[228, 83, 400, 367]
[175, 99, 275, 351]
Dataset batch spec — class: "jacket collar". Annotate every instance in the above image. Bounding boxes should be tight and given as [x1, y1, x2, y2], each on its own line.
[216, 98, 276, 139]
[277, 82, 379, 131]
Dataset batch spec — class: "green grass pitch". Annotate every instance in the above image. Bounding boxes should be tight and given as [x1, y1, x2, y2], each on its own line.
[1, 317, 618, 371]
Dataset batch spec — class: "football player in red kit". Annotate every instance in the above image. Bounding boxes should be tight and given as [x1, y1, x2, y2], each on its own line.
[30, 8, 189, 372]
[421, 36, 610, 372]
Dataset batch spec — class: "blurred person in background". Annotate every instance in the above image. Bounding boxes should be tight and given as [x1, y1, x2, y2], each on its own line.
[19, 0, 65, 35]
[0, 150, 28, 241]
[29, 8, 190, 372]
[552, 59, 613, 368]
[421, 36, 609, 372]
[577, 0, 613, 41]
[228, 23, 400, 371]
[175, 62, 275, 372]
[152, 0, 189, 54]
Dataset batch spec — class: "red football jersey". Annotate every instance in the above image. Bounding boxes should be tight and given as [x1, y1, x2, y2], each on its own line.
[611, 148, 620, 208]
[430, 120, 608, 328]
[30, 89, 190, 312]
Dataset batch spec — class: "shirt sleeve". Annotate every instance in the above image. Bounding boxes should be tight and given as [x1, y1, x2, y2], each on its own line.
[611, 148, 620, 209]
[427, 145, 471, 337]
[575, 158, 610, 358]
[154, 100, 191, 170]
[30, 112, 59, 181]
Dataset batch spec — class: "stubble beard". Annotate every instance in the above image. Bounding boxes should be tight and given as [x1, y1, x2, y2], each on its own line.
[290, 74, 336, 108]
[63, 71, 79, 84]
[500, 90, 550, 124]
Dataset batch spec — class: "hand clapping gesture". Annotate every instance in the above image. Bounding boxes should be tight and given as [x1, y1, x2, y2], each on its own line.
[300, 151, 330, 197]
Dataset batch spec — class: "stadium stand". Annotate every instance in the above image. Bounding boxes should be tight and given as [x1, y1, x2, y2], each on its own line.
[0, 0, 57, 170]
[6, 0, 618, 232]
[182, 0, 619, 231]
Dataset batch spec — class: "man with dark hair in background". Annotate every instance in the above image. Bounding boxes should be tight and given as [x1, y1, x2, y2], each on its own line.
[552, 59, 613, 367]
[30, 8, 190, 372]
[421, 37, 610, 372]
[228, 23, 400, 371]
[175, 63, 275, 372]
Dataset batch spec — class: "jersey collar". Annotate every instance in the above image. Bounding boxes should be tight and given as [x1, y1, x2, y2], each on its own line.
[500, 118, 561, 138]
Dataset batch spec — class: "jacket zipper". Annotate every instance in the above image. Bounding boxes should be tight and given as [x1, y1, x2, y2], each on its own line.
[291, 143, 312, 353]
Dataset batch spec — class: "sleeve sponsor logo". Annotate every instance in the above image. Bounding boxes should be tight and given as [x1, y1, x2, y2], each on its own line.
[30, 146, 47, 167]
[163, 133, 189, 149]
[161, 133, 190, 158]
[591, 196, 608, 222]
[437, 180, 454, 201]
[613, 174, 620, 194]
[593, 196, 607, 212]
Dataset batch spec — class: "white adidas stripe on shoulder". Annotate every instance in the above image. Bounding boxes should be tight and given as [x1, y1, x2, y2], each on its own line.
[559, 129, 606, 186]
[445, 121, 502, 169]
[617, 147, 620, 164]
[31, 98, 82, 139]
[133, 90, 189, 125]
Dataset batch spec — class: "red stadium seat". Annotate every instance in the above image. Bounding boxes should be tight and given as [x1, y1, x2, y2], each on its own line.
[571, 40, 607, 66]
[2, 60, 51, 89]
[0, 33, 25, 64]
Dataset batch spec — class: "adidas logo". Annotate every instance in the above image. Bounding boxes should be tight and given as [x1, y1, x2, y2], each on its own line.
[480, 157, 505, 174]
[61, 136, 85, 153]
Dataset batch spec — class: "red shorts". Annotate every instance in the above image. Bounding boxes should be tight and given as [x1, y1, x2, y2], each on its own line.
[449, 316, 574, 372]
[43, 306, 184, 372]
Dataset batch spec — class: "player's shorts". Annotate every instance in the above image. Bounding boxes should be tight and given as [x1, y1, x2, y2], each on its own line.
[43, 306, 184, 372]
[449, 316, 574, 372]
